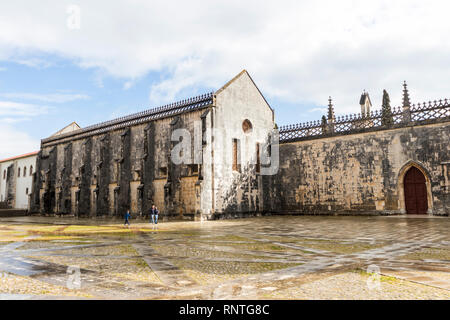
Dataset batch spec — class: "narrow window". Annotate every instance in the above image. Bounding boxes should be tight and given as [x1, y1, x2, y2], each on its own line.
[232, 139, 237, 171]
[159, 167, 168, 177]
[202, 116, 206, 133]
[29, 166, 33, 176]
[18, 167, 20, 177]
[23, 166, 27, 177]
[26, 188, 29, 195]
[201, 116, 207, 145]
[3, 170, 5, 179]
[189, 164, 199, 175]
[256, 143, 261, 174]
[232, 138, 241, 172]
[242, 119, 253, 134]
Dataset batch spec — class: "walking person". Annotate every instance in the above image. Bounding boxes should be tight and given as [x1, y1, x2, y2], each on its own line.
[124, 209, 131, 227]
[150, 205, 155, 224]
[154, 206, 159, 224]
[151, 205, 159, 224]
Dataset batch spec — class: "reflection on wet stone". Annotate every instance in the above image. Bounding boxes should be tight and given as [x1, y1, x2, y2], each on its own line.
[0, 215, 449, 299]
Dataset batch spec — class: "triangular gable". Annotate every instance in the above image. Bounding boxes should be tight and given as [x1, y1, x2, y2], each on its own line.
[359, 92, 372, 107]
[215, 70, 274, 113]
[51, 122, 81, 137]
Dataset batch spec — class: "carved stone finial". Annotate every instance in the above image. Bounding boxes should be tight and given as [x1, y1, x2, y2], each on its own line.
[403, 81, 411, 108]
[327, 96, 335, 121]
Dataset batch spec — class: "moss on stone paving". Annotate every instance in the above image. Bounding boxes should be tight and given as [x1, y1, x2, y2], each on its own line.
[152, 243, 280, 261]
[202, 235, 258, 242]
[174, 259, 300, 276]
[209, 241, 288, 252]
[398, 247, 450, 261]
[353, 269, 400, 284]
[291, 238, 386, 254]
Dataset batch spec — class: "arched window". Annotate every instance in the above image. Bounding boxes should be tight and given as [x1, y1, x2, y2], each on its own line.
[242, 119, 253, 134]
[29, 165, 33, 176]
[18, 167, 20, 177]
[23, 166, 27, 177]
[3, 170, 5, 180]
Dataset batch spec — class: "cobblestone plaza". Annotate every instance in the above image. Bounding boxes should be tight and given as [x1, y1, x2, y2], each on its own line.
[0, 215, 448, 300]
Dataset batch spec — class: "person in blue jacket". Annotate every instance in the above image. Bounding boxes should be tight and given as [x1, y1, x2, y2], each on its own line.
[124, 209, 131, 227]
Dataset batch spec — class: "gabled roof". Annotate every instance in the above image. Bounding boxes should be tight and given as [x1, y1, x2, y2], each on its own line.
[0, 151, 39, 163]
[41, 93, 214, 146]
[40, 70, 272, 147]
[51, 121, 81, 137]
[359, 92, 372, 106]
[215, 69, 273, 112]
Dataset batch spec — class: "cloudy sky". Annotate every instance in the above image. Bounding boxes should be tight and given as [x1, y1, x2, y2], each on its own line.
[0, 0, 449, 158]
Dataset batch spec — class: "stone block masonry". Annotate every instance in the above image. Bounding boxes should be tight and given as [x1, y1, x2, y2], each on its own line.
[263, 121, 450, 216]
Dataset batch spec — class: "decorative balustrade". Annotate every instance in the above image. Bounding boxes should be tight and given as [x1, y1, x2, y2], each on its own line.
[278, 121, 324, 141]
[41, 92, 214, 145]
[410, 99, 450, 121]
[279, 99, 450, 142]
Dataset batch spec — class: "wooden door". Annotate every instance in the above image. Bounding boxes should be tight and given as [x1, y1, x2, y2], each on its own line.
[404, 167, 428, 214]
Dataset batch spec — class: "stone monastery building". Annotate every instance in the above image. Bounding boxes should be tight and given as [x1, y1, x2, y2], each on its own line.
[30, 70, 450, 219]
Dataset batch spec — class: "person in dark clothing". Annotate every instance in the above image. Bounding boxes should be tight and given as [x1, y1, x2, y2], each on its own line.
[150, 205, 154, 224]
[124, 209, 131, 227]
[154, 206, 159, 224]
[151, 205, 159, 224]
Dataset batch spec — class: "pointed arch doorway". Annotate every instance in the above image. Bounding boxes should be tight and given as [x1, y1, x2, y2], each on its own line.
[404, 166, 428, 215]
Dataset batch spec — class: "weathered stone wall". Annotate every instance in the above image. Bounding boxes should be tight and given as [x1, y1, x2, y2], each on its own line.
[97, 134, 111, 216]
[61, 143, 72, 214]
[79, 138, 92, 217]
[141, 122, 155, 216]
[37, 147, 57, 214]
[5, 163, 16, 207]
[35, 108, 207, 219]
[263, 121, 450, 216]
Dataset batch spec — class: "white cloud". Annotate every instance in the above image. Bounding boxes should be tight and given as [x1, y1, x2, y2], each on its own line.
[0, 93, 89, 103]
[123, 81, 133, 90]
[0, 124, 39, 159]
[308, 107, 327, 114]
[0, 100, 51, 157]
[13, 58, 53, 69]
[0, 101, 50, 118]
[1, 117, 32, 123]
[0, 0, 449, 114]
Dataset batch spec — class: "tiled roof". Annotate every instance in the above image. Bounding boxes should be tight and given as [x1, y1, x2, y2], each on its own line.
[41, 92, 214, 146]
[0, 151, 39, 163]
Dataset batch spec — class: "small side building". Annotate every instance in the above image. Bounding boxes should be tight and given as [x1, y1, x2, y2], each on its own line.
[0, 152, 38, 210]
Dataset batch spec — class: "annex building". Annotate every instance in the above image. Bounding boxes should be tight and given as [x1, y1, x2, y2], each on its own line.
[0, 151, 38, 210]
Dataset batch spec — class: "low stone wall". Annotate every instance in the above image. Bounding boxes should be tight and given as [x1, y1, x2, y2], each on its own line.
[0, 209, 28, 217]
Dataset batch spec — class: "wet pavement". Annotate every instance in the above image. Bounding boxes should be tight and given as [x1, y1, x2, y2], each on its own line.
[0, 215, 449, 299]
